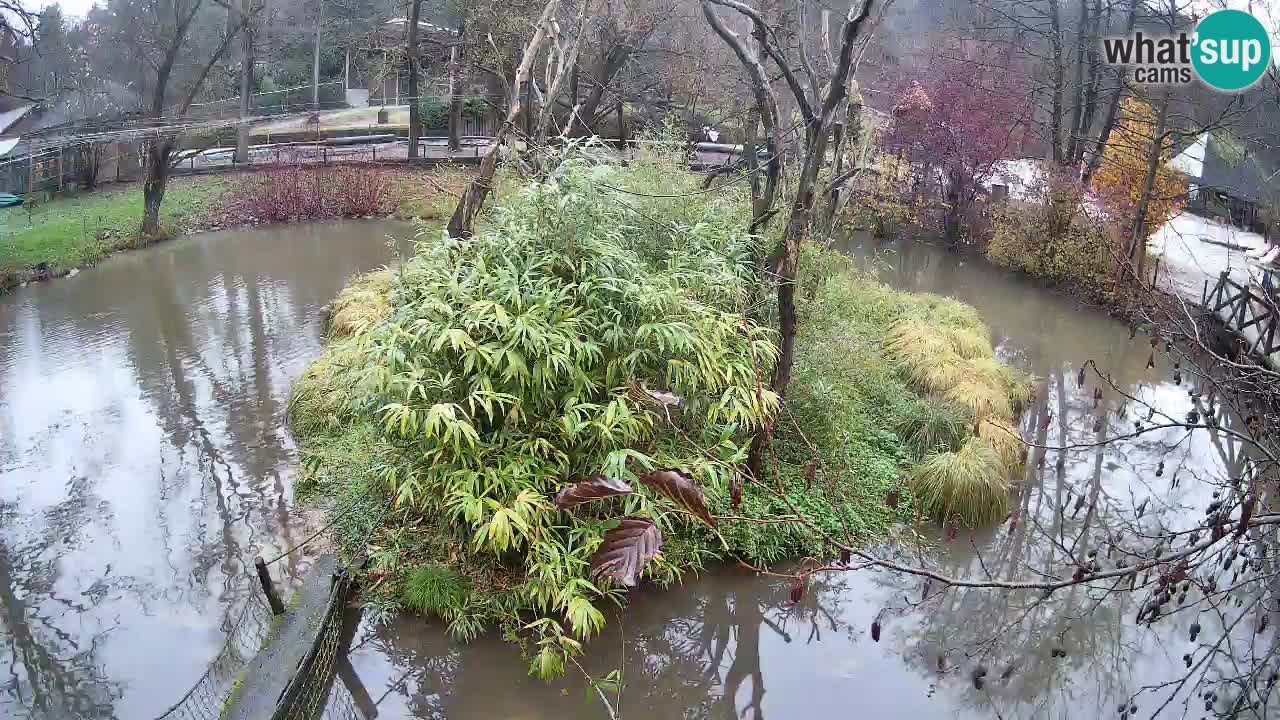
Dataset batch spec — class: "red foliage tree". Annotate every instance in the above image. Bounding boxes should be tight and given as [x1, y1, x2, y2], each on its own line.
[882, 42, 1031, 245]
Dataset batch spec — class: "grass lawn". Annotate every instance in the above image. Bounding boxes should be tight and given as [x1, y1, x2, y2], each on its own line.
[0, 165, 473, 292]
[0, 175, 231, 279]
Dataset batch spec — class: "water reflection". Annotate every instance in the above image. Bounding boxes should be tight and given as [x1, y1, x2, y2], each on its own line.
[343, 235, 1258, 719]
[848, 236, 1263, 717]
[0, 219, 412, 718]
[345, 571, 882, 720]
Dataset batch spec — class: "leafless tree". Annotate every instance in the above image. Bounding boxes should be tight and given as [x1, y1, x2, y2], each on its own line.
[110, 0, 255, 236]
[701, 0, 881, 480]
[446, 0, 563, 238]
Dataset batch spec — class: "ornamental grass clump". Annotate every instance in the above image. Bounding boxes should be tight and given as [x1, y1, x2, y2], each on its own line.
[329, 270, 394, 338]
[913, 437, 1009, 526]
[883, 299, 1033, 527]
[896, 397, 971, 459]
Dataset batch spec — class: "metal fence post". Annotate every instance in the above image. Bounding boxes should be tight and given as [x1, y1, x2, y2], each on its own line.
[255, 556, 286, 615]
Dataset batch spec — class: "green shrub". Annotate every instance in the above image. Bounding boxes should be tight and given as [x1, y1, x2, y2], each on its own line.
[418, 96, 449, 128]
[987, 201, 1114, 292]
[842, 154, 919, 237]
[291, 152, 1027, 677]
[298, 156, 778, 674]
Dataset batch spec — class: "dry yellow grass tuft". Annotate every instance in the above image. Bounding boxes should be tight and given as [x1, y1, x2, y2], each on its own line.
[330, 270, 394, 337]
[943, 326, 994, 360]
[883, 311, 1034, 527]
[979, 418, 1027, 472]
[943, 378, 1014, 421]
[912, 437, 1010, 527]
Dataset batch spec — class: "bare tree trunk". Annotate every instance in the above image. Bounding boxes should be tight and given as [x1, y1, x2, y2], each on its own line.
[448, 41, 462, 151]
[312, 0, 322, 108]
[534, 0, 591, 146]
[818, 90, 863, 238]
[235, 2, 254, 164]
[942, 168, 963, 246]
[1073, 0, 1102, 166]
[706, 0, 874, 478]
[80, 145, 100, 190]
[1128, 91, 1170, 284]
[701, 0, 782, 231]
[830, 122, 846, 186]
[139, 1, 243, 238]
[744, 106, 760, 208]
[575, 47, 633, 133]
[1083, 0, 1136, 185]
[1047, 0, 1065, 165]
[447, 0, 561, 238]
[773, 129, 831, 393]
[406, 0, 422, 159]
[142, 140, 173, 237]
[1064, 0, 1087, 166]
[568, 64, 579, 132]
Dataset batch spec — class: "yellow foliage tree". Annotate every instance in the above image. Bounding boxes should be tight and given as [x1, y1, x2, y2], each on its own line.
[1092, 97, 1187, 242]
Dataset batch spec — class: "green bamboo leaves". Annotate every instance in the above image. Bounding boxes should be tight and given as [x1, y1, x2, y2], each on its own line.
[339, 161, 776, 648]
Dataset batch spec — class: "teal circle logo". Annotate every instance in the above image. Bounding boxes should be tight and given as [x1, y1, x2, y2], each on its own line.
[1192, 9, 1271, 91]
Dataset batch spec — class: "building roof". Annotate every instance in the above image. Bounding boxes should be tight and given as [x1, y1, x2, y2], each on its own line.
[0, 103, 34, 135]
[383, 17, 458, 36]
[1171, 130, 1280, 203]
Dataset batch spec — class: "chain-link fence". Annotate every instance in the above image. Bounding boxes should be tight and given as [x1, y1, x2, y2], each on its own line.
[273, 569, 353, 720]
[153, 591, 275, 720]
[153, 568, 363, 720]
[151, 497, 379, 720]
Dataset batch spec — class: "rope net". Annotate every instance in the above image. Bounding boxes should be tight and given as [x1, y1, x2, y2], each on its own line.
[153, 591, 274, 720]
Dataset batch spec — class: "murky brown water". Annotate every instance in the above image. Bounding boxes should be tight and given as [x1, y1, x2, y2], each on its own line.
[1, 226, 1260, 719]
[337, 235, 1261, 719]
[0, 219, 412, 719]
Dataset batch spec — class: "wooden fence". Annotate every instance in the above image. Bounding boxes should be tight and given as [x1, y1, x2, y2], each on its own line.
[1204, 271, 1280, 361]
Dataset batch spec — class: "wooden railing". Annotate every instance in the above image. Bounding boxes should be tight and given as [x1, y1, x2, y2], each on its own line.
[1204, 271, 1280, 357]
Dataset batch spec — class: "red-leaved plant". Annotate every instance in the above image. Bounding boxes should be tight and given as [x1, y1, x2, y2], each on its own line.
[228, 164, 396, 224]
[881, 40, 1031, 246]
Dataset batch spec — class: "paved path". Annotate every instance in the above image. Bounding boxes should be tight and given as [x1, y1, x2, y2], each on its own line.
[223, 555, 341, 720]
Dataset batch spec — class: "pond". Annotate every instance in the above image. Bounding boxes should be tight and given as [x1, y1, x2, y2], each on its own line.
[0, 225, 1256, 719]
[0, 219, 413, 719]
